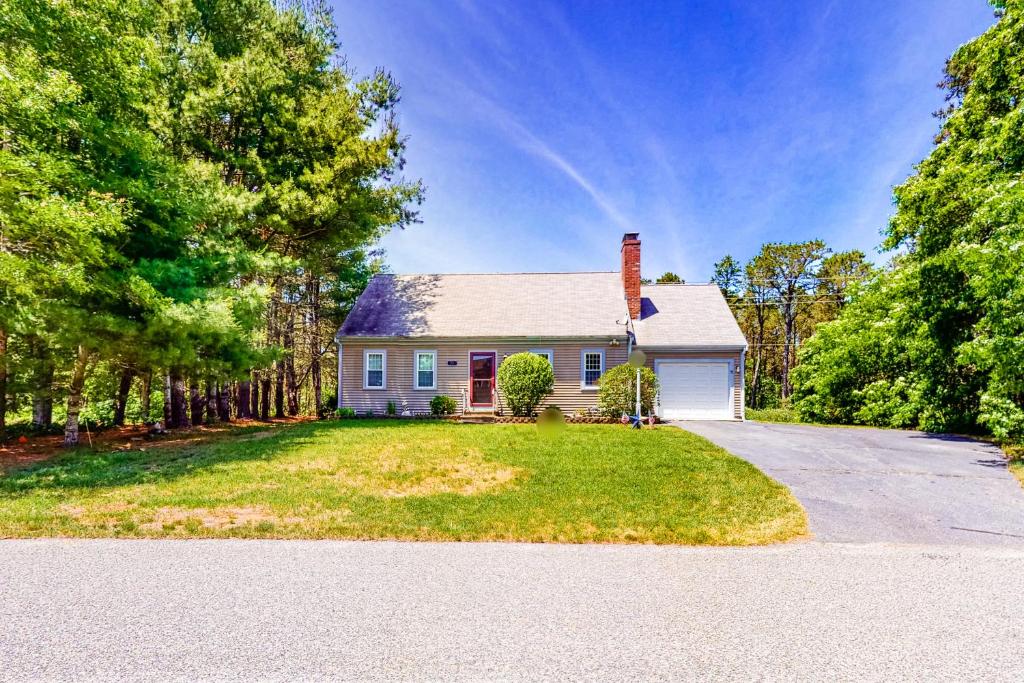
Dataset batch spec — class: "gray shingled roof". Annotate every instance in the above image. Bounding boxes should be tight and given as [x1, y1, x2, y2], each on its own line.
[632, 284, 747, 349]
[338, 272, 630, 338]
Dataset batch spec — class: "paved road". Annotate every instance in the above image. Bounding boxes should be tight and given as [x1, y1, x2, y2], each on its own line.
[2, 539, 1023, 681]
[681, 421, 1024, 546]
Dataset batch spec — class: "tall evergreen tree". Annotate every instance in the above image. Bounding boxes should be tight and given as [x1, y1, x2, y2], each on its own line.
[0, 0, 422, 441]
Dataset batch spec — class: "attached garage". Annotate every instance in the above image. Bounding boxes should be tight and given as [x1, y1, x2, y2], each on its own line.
[654, 359, 736, 421]
[632, 283, 747, 421]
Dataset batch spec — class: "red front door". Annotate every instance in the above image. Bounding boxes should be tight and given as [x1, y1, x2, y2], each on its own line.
[470, 352, 496, 406]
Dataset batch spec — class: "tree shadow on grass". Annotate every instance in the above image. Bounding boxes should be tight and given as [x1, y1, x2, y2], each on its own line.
[0, 419, 444, 496]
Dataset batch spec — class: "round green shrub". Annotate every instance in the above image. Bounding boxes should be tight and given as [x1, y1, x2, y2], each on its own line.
[496, 353, 555, 416]
[430, 394, 458, 416]
[597, 364, 659, 417]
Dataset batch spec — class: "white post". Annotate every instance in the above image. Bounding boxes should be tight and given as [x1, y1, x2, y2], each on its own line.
[739, 349, 746, 421]
[636, 367, 642, 419]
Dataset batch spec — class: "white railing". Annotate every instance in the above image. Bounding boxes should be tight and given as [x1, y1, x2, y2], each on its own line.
[461, 382, 501, 413]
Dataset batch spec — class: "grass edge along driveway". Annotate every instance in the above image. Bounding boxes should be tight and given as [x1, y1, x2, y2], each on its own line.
[1010, 460, 1023, 489]
[0, 420, 808, 545]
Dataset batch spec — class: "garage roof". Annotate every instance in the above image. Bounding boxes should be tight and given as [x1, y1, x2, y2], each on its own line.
[633, 284, 747, 349]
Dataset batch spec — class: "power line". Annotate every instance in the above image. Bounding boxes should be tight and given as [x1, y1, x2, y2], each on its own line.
[732, 275, 872, 282]
[727, 299, 855, 306]
[744, 343, 817, 347]
[727, 295, 853, 300]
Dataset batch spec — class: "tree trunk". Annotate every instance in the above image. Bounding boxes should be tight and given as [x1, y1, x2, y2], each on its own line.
[284, 305, 298, 416]
[217, 382, 231, 421]
[206, 380, 218, 423]
[63, 345, 90, 447]
[237, 380, 251, 419]
[310, 354, 322, 416]
[250, 369, 260, 418]
[308, 272, 322, 416]
[113, 367, 135, 427]
[274, 358, 285, 419]
[169, 369, 188, 429]
[0, 326, 7, 438]
[751, 319, 765, 409]
[190, 379, 205, 427]
[267, 287, 284, 419]
[139, 371, 152, 423]
[749, 306, 766, 410]
[751, 348, 763, 410]
[162, 373, 172, 426]
[259, 371, 271, 421]
[29, 337, 54, 429]
[781, 314, 794, 401]
[31, 382, 53, 429]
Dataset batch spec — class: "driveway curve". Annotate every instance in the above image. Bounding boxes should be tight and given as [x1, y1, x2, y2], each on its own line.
[680, 421, 1024, 546]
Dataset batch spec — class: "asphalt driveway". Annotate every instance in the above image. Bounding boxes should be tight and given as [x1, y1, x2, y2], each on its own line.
[681, 421, 1024, 546]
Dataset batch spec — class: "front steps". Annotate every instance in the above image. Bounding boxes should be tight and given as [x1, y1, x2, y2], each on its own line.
[460, 413, 496, 424]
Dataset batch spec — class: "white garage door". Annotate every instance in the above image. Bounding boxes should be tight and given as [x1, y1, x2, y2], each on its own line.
[657, 361, 733, 420]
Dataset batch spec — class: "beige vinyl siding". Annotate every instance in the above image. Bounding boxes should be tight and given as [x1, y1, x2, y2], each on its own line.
[339, 340, 629, 414]
[641, 350, 744, 420]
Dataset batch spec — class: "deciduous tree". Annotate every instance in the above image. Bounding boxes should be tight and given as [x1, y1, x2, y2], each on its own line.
[794, 0, 1024, 437]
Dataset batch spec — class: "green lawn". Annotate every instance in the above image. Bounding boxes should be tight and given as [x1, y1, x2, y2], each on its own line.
[746, 408, 878, 429]
[746, 408, 801, 423]
[0, 420, 807, 545]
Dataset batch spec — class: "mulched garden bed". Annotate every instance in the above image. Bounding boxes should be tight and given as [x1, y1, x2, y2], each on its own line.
[494, 415, 623, 424]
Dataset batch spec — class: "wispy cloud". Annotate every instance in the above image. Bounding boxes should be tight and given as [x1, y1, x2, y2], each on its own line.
[469, 93, 634, 233]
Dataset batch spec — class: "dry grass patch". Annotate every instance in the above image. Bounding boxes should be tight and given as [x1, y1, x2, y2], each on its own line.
[58, 502, 139, 531]
[282, 436, 524, 497]
[996, 443, 1023, 489]
[139, 506, 302, 531]
[339, 440, 522, 497]
[1010, 460, 1023, 489]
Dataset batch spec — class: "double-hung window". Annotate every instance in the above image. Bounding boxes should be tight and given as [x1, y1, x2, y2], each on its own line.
[364, 350, 386, 389]
[530, 348, 554, 366]
[581, 349, 605, 389]
[414, 350, 437, 390]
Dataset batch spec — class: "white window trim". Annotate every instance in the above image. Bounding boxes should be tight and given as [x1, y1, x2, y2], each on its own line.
[580, 348, 605, 390]
[363, 349, 387, 390]
[413, 349, 437, 390]
[530, 348, 554, 366]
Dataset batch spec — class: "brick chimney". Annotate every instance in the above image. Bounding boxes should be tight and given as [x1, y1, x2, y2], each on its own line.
[620, 232, 641, 320]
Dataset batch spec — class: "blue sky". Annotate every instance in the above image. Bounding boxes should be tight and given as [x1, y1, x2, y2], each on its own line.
[330, 1, 996, 281]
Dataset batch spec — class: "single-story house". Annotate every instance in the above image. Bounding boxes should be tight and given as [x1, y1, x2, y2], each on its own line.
[336, 233, 747, 420]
